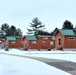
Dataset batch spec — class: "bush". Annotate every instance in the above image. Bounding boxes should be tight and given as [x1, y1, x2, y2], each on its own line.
[38, 49, 40, 51]
[1, 45, 4, 49]
[48, 48, 51, 51]
[5, 47, 9, 51]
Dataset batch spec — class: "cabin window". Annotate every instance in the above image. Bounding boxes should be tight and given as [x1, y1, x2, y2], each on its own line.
[43, 37, 48, 40]
[58, 37, 61, 45]
[50, 41, 54, 46]
[69, 37, 75, 40]
[42, 41, 45, 45]
[21, 41, 23, 43]
[32, 41, 36, 44]
[11, 41, 16, 43]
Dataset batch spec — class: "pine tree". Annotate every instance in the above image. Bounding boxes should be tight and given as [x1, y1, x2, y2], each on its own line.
[62, 20, 73, 29]
[1, 23, 23, 36]
[27, 17, 45, 35]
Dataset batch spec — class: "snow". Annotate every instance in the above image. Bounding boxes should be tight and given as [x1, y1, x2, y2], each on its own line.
[0, 49, 75, 75]
[24, 50, 76, 63]
[1, 49, 76, 63]
[0, 54, 68, 75]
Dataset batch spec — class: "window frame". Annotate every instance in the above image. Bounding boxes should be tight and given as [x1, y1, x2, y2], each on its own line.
[43, 37, 48, 40]
[42, 41, 45, 45]
[11, 41, 16, 44]
[68, 37, 75, 40]
[32, 41, 36, 44]
[58, 37, 61, 46]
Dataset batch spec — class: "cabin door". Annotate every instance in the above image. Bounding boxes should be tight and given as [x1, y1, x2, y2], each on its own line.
[23, 41, 27, 49]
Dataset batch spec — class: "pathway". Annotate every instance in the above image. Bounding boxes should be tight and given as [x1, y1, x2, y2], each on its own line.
[0, 52, 76, 75]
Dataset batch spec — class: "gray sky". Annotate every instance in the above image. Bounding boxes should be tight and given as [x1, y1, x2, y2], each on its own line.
[0, 0, 76, 35]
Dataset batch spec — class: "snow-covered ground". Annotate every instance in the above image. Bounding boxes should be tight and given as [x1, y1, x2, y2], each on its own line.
[0, 53, 71, 75]
[0, 49, 76, 75]
[1, 49, 76, 62]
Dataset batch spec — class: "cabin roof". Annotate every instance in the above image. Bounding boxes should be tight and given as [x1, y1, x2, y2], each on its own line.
[6, 36, 16, 41]
[59, 29, 75, 35]
[25, 35, 37, 40]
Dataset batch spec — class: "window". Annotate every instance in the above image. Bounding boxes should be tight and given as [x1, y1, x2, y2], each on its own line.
[23, 41, 27, 47]
[50, 41, 54, 46]
[69, 37, 75, 40]
[11, 41, 16, 43]
[42, 41, 45, 45]
[21, 41, 23, 43]
[58, 37, 61, 45]
[32, 41, 36, 44]
[43, 37, 48, 40]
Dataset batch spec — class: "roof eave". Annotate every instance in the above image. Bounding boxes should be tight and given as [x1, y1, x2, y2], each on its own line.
[65, 35, 76, 36]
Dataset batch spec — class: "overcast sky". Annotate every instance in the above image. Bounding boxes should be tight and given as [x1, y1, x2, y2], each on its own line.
[0, 0, 76, 35]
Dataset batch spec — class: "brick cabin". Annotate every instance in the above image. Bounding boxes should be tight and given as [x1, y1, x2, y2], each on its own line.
[2, 36, 23, 48]
[54, 29, 76, 50]
[5, 36, 17, 48]
[22, 35, 55, 50]
[37, 36, 55, 49]
[22, 35, 38, 50]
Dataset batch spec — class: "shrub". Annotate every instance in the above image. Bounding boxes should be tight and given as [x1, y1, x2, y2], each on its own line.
[5, 47, 9, 51]
[48, 48, 51, 51]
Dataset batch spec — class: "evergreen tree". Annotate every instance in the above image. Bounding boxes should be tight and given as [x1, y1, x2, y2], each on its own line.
[1, 23, 9, 35]
[1, 23, 9, 31]
[50, 27, 58, 36]
[27, 17, 45, 35]
[14, 28, 23, 36]
[37, 30, 50, 35]
[10, 25, 16, 36]
[62, 20, 73, 29]
[1, 23, 23, 36]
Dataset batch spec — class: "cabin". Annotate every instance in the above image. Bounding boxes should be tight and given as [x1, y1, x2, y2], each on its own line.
[22, 35, 38, 50]
[54, 29, 76, 50]
[5, 36, 17, 48]
[37, 36, 55, 49]
[22, 35, 55, 50]
[3, 36, 23, 49]
[1, 29, 76, 50]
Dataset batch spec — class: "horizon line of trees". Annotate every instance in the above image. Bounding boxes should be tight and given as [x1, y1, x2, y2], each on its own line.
[0, 23, 23, 36]
[0, 17, 76, 37]
[27, 17, 76, 36]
